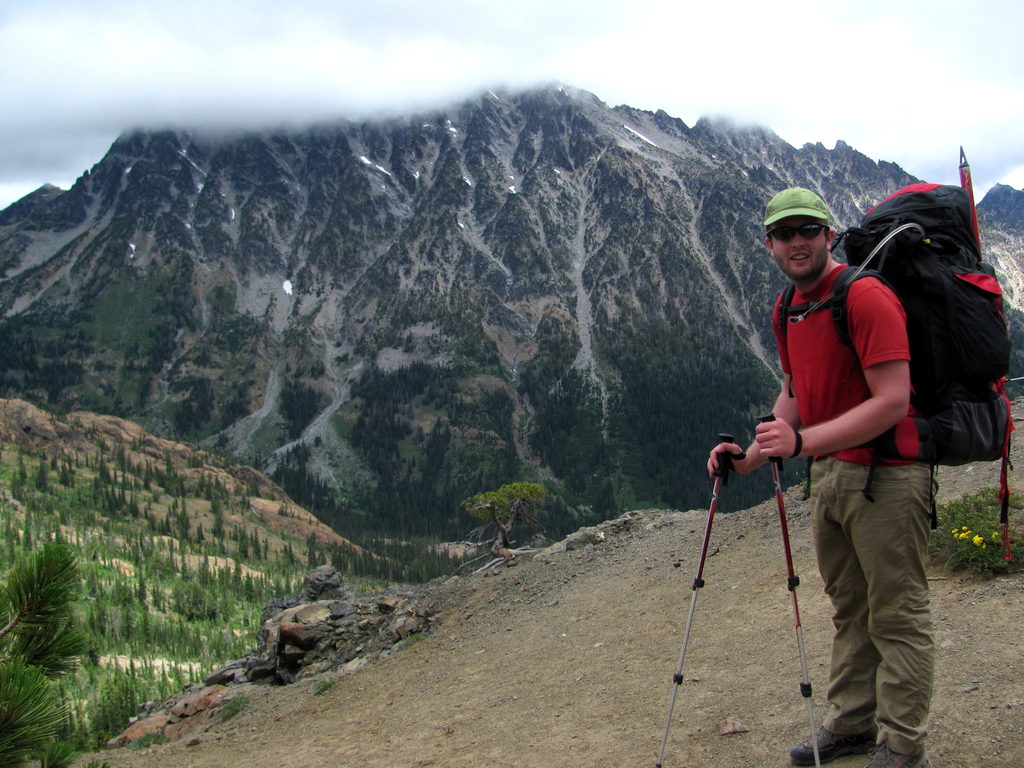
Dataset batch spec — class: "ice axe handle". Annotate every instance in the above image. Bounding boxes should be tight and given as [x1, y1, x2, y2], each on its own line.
[757, 412, 783, 466]
[715, 432, 744, 484]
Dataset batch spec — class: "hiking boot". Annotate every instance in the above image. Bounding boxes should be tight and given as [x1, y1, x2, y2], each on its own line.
[789, 726, 877, 765]
[864, 744, 932, 768]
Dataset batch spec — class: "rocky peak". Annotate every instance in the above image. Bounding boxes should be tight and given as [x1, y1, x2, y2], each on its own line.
[1, 85, 1021, 540]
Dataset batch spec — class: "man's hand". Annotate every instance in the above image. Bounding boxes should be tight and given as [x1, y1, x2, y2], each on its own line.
[706, 442, 747, 477]
[755, 418, 800, 459]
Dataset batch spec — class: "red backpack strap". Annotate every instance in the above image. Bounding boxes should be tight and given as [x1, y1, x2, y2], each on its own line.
[996, 381, 1014, 561]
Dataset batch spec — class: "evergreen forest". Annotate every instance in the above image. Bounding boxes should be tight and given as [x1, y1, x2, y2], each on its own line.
[0, 408, 466, 749]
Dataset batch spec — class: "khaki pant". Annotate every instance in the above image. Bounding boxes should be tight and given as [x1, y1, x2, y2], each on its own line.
[810, 458, 934, 756]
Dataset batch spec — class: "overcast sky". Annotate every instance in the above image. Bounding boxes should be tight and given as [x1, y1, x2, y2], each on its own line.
[2, 0, 1022, 210]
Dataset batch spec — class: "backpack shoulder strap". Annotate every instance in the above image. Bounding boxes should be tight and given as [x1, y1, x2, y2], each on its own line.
[827, 267, 895, 353]
[828, 268, 857, 350]
[777, 284, 827, 328]
[777, 284, 796, 333]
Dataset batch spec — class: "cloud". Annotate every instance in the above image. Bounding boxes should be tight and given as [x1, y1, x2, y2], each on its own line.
[1, 0, 1022, 208]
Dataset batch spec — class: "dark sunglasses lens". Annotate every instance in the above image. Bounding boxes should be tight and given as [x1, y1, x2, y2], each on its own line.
[771, 224, 824, 242]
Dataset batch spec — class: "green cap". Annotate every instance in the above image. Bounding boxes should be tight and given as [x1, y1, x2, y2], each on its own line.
[763, 187, 831, 227]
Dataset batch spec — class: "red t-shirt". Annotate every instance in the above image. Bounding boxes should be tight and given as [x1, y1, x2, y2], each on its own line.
[772, 265, 912, 465]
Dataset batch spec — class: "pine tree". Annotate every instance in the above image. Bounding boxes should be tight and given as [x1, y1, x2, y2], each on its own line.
[0, 542, 87, 766]
[462, 482, 549, 564]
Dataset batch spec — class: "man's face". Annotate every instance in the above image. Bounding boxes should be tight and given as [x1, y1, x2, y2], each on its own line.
[765, 216, 834, 289]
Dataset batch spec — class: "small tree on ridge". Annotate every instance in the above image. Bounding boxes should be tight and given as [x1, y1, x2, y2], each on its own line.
[462, 482, 548, 565]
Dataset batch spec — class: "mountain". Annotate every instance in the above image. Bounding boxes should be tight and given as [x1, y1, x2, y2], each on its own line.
[980, 183, 1024, 233]
[2, 84, 1023, 545]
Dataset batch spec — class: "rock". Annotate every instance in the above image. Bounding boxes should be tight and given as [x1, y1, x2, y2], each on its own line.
[163, 707, 221, 742]
[259, 618, 281, 651]
[294, 602, 333, 624]
[301, 565, 348, 601]
[109, 685, 230, 748]
[119, 574, 442, 745]
[536, 510, 654, 557]
[342, 657, 368, 674]
[358, 615, 385, 631]
[296, 659, 334, 679]
[260, 566, 350, 622]
[261, 595, 299, 624]
[390, 615, 423, 640]
[204, 660, 245, 686]
[564, 527, 606, 551]
[278, 642, 307, 666]
[107, 713, 173, 748]
[279, 619, 328, 649]
[719, 717, 751, 735]
[170, 685, 230, 718]
[245, 658, 278, 683]
[328, 600, 357, 619]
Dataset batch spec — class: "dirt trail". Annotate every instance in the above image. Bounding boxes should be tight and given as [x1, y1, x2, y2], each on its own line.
[82, 457, 1023, 768]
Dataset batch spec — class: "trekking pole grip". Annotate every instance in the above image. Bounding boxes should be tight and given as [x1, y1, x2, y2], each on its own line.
[757, 413, 783, 466]
[715, 432, 741, 484]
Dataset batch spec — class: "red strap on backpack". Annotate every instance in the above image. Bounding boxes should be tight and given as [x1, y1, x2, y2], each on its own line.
[996, 379, 1014, 562]
[962, 148, 1012, 562]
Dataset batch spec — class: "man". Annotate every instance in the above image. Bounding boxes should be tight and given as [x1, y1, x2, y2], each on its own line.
[707, 188, 935, 768]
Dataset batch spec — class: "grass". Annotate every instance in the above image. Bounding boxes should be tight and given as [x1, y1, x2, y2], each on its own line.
[218, 695, 250, 722]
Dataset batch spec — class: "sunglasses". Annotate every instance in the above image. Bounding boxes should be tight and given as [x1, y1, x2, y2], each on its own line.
[768, 223, 829, 242]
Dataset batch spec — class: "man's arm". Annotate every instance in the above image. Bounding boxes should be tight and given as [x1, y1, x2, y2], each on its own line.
[707, 374, 801, 476]
[755, 359, 910, 459]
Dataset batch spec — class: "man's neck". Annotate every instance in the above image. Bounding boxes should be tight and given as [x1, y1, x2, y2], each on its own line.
[792, 258, 843, 296]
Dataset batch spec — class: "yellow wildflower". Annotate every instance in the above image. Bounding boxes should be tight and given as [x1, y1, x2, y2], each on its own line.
[972, 535, 985, 547]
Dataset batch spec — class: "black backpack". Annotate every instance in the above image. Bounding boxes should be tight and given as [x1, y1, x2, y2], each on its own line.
[780, 183, 1013, 554]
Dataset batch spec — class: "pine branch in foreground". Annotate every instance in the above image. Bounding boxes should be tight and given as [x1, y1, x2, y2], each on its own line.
[0, 542, 86, 677]
[0, 661, 67, 765]
[0, 543, 86, 766]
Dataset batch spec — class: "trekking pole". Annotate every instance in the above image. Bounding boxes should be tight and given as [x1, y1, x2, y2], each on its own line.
[758, 412, 821, 768]
[654, 434, 743, 768]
